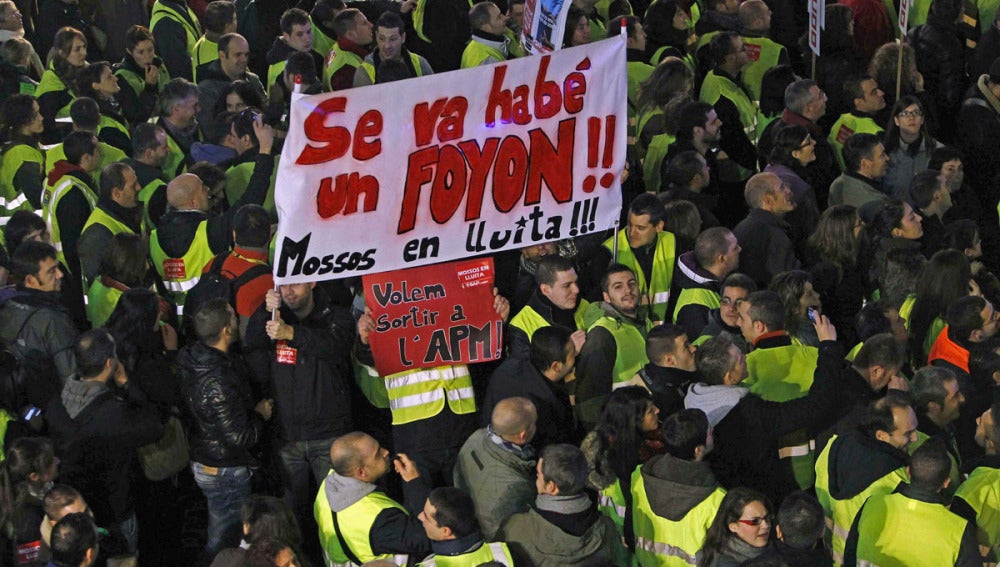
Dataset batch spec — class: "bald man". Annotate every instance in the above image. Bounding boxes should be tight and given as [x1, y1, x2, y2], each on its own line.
[453, 397, 538, 539]
[149, 118, 274, 320]
[314, 432, 432, 565]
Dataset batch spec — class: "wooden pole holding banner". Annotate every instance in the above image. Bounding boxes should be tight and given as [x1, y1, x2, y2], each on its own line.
[895, 38, 904, 102]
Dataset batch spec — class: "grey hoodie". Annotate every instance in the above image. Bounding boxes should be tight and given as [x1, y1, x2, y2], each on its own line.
[323, 471, 377, 513]
[640, 453, 720, 521]
[60, 377, 109, 420]
[684, 383, 749, 427]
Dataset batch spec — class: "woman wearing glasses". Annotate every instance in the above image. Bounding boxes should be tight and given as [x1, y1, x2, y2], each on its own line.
[882, 95, 942, 199]
[764, 124, 820, 254]
[699, 488, 773, 566]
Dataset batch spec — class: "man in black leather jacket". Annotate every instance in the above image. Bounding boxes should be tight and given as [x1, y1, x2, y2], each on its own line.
[179, 297, 273, 558]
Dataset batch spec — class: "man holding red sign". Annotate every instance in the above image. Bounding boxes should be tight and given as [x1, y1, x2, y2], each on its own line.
[357, 270, 510, 488]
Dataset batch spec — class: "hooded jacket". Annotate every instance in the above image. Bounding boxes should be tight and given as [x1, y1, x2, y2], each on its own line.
[640, 453, 719, 521]
[670, 250, 722, 339]
[46, 375, 163, 526]
[500, 496, 624, 566]
[824, 431, 909, 501]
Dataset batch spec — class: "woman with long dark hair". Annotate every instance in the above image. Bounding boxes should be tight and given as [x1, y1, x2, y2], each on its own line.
[806, 205, 865, 347]
[35, 27, 87, 143]
[0, 438, 58, 565]
[581, 386, 662, 539]
[882, 95, 941, 198]
[76, 61, 131, 155]
[859, 199, 925, 297]
[643, 0, 695, 65]
[906, 249, 977, 365]
[699, 487, 773, 566]
[769, 270, 822, 346]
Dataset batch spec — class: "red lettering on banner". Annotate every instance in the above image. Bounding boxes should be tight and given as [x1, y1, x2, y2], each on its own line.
[316, 173, 379, 218]
[295, 98, 384, 165]
[485, 55, 589, 127]
[413, 97, 468, 147]
[397, 117, 576, 233]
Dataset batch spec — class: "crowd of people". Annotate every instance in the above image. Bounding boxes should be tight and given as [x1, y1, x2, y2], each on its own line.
[1, 0, 1000, 565]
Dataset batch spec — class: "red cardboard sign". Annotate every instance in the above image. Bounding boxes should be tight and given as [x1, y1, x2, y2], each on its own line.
[363, 258, 503, 376]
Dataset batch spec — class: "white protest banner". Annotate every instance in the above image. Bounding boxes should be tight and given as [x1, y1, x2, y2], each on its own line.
[521, 0, 572, 54]
[898, 0, 911, 35]
[808, 0, 822, 56]
[273, 37, 627, 284]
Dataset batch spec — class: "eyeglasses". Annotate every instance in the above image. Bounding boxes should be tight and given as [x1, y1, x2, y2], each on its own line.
[720, 297, 745, 307]
[736, 515, 772, 527]
[897, 110, 923, 118]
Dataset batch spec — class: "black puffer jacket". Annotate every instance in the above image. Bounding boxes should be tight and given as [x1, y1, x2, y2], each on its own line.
[179, 341, 265, 467]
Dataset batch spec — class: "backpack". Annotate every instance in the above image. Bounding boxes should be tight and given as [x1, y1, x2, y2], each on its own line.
[182, 253, 271, 338]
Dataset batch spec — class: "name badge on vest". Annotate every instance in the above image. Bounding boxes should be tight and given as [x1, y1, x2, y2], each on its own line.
[276, 341, 297, 365]
[163, 258, 186, 279]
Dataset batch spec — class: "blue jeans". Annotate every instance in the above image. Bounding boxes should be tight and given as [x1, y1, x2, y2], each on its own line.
[191, 462, 251, 556]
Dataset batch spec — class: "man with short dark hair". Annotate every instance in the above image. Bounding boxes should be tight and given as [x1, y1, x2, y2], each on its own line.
[631, 408, 724, 567]
[126, 121, 170, 229]
[44, 97, 126, 191]
[909, 169, 952, 257]
[245, 276, 355, 538]
[461, 1, 508, 68]
[43, 130, 102, 326]
[696, 273, 757, 348]
[929, 295, 999, 382]
[191, 0, 238, 81]
[607, 16, 653, 107]
[47, 329, 164, 554]
[197, 33, 265, 141]
[671, 227, 740, 338]
[180, 298, 273, 557]
[353, 11, 432, 87]
[508, 254, 588, 359]
[323, 8, 372, 91]
[0, 240, 76, 406]
[634, 324, 699, 417]
[814, 393, 916, 564]
[951, 399, 1000, 555]
[845, 438, 980, 566]
[482, 326, 576, 447]
[603, 194, 677, 322]
[48, 513, 99, 567]
[827, 76, 886, 169]
[499, 444, 624, 566]
[76, 162, 141, 284]
[265, 8, 324, 97]
[910, 366, 965, 494]
[576, 264, 654, 430]
[829, 133, 890, 209]
[732, 172, 800, 287]
[758, 492, 829, 566]
[418, 487, 515, 564]
[454, 397, 539, 539]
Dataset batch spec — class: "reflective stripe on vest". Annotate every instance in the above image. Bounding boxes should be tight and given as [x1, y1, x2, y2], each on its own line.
[631, 465, 725, 567]
[314, 482, 408, 566]
[42, 175, 97, 267]
[419, 542, 513, 566]
[384, 365, 476, 425]
[813, 435, 908, 565]
[855, 492, 967, 566]
[0, 143, 43, 222]
[597, 479, 627, 533]
[588, 315, 651, 385]
[149, 220, 214, 308]
[604, 229, 676, 321]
